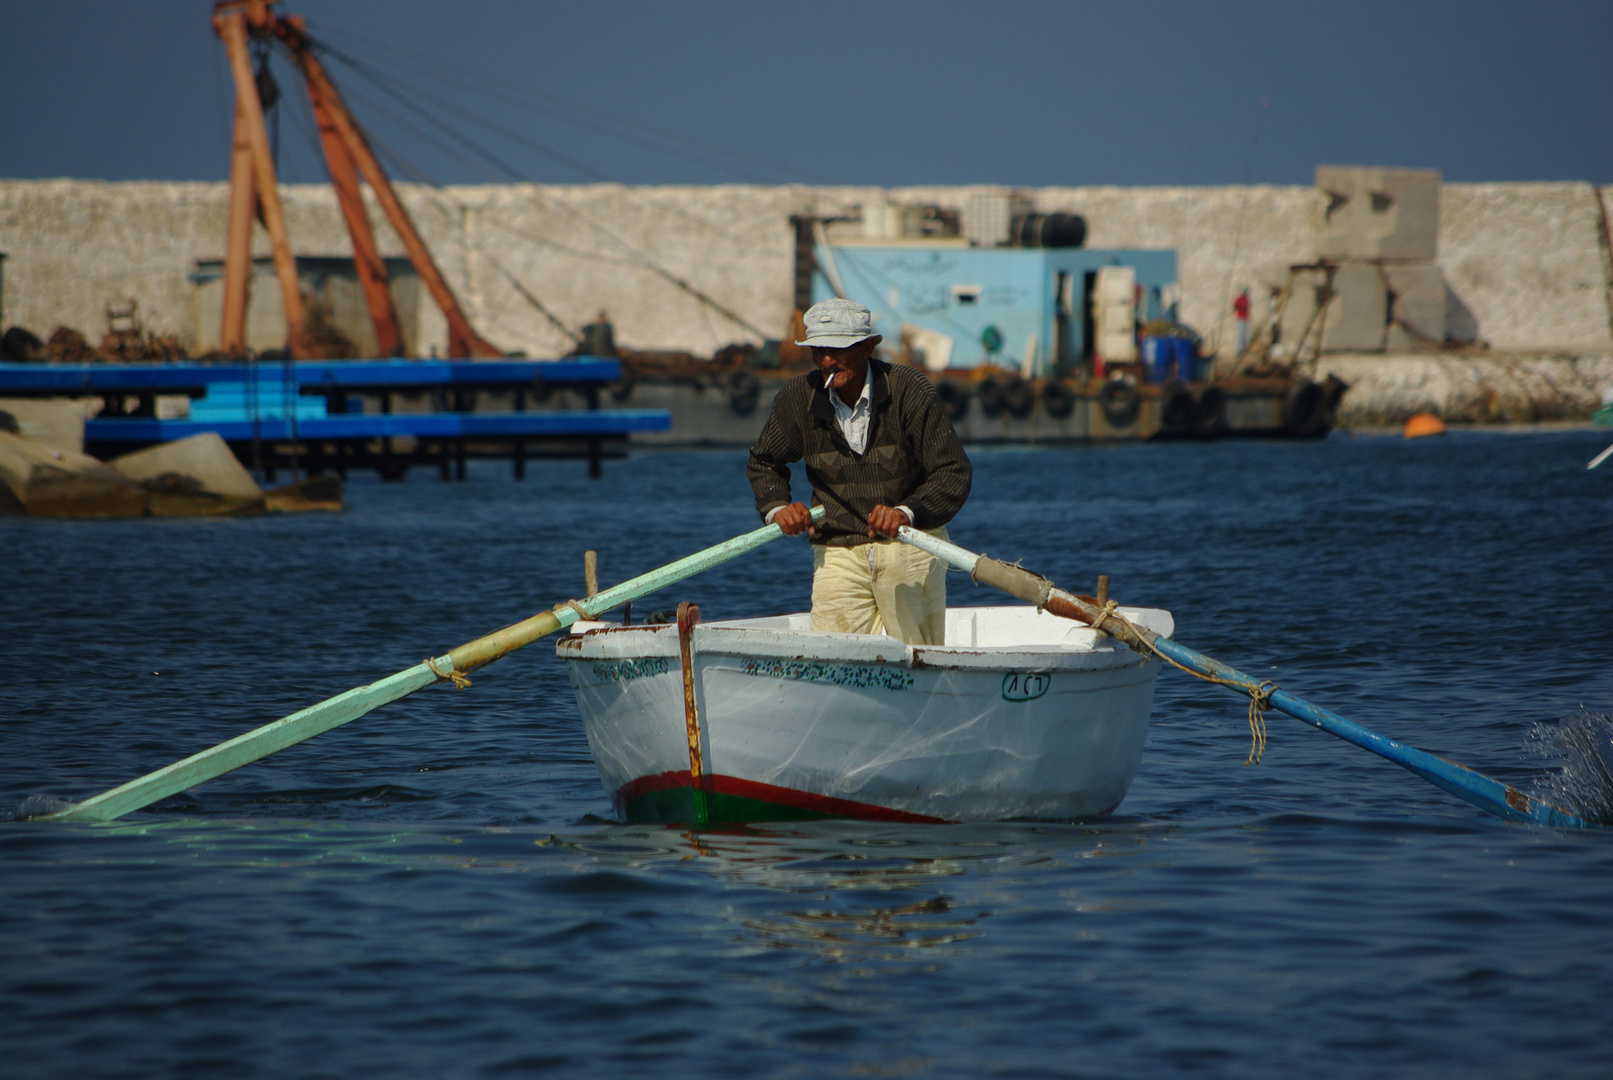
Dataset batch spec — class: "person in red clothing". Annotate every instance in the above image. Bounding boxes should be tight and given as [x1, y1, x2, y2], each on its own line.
[1233, 289, 1251, 354]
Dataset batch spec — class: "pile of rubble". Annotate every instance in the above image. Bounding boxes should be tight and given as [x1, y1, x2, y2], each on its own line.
[3, 300, 188, 366]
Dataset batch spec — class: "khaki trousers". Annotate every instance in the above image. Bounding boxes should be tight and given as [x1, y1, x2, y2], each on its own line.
[810, 526, 949, 645]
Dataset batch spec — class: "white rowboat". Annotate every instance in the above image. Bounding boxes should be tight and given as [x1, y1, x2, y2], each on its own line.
[558, 604, 1173, 824]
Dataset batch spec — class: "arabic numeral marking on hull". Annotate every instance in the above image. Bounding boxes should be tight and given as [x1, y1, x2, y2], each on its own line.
[1002, 672, 1050, 701]
[591, 657, 671, 684]
[739, 658, 914, 692]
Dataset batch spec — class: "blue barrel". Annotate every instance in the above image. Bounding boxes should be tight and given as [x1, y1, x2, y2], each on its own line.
[1172, 338, 1199, 382]
[1141, 337, 1168, 383]
[1142, 337, 1191, 383]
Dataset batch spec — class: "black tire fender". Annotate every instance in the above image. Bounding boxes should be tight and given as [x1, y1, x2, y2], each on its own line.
[1159, 380, 1194, 436]
[1324, 374, 1350, 413]
[933, 379, 970, 421]
[1099, 378, 1140, 427]
[1283, 378, 1328, 438]
[977, 377, 1006, 418]
[728, 369, 760, 417]
[1003, 376, 1035, 420]
[1192, 385, 1228, 438]
[1042, 379, 1075, 419]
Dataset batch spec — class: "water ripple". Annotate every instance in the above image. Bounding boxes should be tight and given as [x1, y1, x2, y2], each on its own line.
[3, 433, 1612, 1078]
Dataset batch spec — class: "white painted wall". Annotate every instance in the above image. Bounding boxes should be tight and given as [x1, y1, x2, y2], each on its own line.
[2, 179, 1609, 359]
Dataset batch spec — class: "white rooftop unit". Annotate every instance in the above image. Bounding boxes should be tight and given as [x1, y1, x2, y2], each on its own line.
[963, 190, 1034, 247]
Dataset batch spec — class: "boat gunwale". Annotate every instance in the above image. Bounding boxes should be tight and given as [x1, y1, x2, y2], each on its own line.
[557, 605, 1173, 674]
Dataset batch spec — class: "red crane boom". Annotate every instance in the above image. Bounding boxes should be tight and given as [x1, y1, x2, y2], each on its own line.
[213, 0, 501, 359]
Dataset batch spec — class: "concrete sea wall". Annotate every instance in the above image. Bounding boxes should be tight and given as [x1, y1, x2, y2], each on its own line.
[2, 178, 1611, 421]
[1318, 352, 1613, 425]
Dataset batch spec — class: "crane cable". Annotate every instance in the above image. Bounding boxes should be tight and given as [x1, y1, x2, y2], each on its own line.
[309, 19, 828, 184]
[317, 44, 769, 341]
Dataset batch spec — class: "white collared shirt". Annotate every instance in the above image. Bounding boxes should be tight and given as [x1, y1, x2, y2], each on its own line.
[829, 369, 875, 455]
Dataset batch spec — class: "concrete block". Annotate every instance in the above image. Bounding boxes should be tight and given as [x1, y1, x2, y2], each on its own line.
[0, 430, 148, 517]
[1383, 264, 1446, 348]
[1444, 284, 1481, 345]
[1320, 262, 1388, 353]
[1276, 267, 1327, 353]
[108, 432, 264, 516]
[1316, 166, 1440, 261]
[0, 397, 85, 454]
[1276, 264, 1389, 354]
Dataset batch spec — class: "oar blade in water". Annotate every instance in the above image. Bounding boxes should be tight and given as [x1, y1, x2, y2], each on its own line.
[1532, 710, 1613, 824]
[46, 662, 443, 823]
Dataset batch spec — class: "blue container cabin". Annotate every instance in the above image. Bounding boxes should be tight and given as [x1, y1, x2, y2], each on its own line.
[812, 241, 1177, 377]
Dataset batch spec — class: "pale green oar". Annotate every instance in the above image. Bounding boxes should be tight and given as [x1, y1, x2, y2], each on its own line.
[41, 507, 824, 823]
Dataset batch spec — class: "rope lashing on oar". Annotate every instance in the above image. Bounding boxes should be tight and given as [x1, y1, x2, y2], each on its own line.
[1113, 610, 1276, 765]
[1089, 603, 1277, 765]
[1247, 682, 1276, 765]
[558, 599, 592, 621]
[425, 657, 472, 690]
[1087, 599, 1120, 632]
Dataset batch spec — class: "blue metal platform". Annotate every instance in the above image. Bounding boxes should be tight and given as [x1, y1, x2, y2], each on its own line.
[0, 357, 665, 480]
[86, 409, 670, 442]
[0, 357, 620, 396]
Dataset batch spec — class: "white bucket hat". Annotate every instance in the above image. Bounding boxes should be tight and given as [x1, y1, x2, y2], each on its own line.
[796, 298, 882, 349]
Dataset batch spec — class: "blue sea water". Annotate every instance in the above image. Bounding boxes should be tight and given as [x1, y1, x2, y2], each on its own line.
[2, 430, 1611, 1079]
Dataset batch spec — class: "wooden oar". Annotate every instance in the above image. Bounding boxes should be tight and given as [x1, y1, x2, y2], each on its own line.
[896, 526, 1591, 829]
[40, 508, 825, 823]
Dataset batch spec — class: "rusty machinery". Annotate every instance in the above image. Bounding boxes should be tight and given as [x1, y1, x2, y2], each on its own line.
[213, 0, 500, 359]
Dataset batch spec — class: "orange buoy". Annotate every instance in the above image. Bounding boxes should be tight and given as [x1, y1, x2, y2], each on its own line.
[1403, 412, 1447, 438]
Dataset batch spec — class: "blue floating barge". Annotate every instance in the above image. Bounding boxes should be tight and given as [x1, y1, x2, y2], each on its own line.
[0, 358, 622, 395]
[87, 410, 672, 442]
[0, 358, 672, 481]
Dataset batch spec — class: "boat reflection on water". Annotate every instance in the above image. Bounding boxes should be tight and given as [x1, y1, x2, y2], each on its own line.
[50, 811, 1170, 969]
[542, 819, 1169, 962]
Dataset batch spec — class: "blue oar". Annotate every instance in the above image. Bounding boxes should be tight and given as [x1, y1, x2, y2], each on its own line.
[897, 526, 1591, 829]
[40, 508, 824, 823]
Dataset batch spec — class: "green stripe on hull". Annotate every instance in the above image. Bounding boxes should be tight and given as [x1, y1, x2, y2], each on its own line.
[622, 786, 835, 826]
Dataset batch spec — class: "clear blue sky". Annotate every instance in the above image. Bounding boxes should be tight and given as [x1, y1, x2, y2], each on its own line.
[2, 0, 1609, 188]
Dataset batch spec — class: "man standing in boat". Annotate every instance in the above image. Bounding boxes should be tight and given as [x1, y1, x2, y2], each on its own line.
[747, 298, 972, 645]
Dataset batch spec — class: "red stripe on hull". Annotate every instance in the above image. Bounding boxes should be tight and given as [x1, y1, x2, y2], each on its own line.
[614, 770, 948, 824]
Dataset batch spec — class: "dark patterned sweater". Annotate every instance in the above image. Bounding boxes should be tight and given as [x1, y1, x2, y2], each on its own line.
[746, 360, 972, 547]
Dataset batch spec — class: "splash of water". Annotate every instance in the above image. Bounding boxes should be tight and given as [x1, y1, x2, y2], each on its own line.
[1531, 710, 1613, 825]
